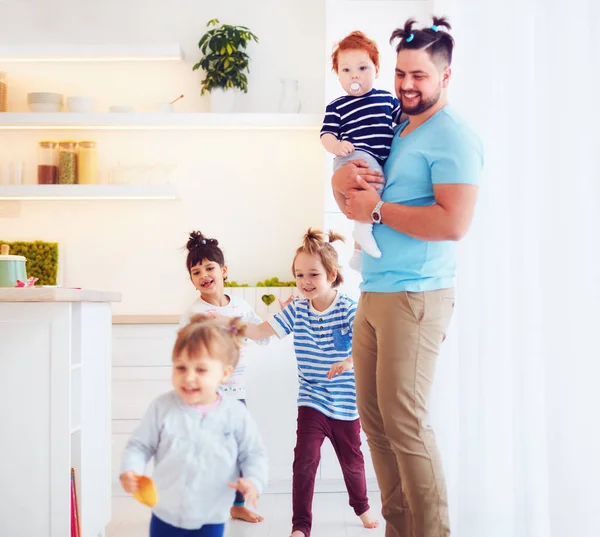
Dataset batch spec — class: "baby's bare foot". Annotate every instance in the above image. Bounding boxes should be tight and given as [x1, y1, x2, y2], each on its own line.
[359, 509, 380, 529]
[290, 531, 305, 537]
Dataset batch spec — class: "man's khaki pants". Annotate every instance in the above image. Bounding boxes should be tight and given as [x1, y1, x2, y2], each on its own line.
[353, 289, 455, 537]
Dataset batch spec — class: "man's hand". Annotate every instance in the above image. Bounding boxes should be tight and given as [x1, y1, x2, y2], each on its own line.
[332, 160, 384, 196]
[345, 176, 381, 223]
[334, 140, 355, 156]
[229, 478, 259, 507]
[331, 160, 384, 215]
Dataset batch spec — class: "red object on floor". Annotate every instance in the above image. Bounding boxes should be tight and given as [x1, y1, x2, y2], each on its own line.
[71, 469, 81, 537]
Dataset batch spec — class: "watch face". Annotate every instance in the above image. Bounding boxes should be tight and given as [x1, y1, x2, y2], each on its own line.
[372, 211, 381, 223]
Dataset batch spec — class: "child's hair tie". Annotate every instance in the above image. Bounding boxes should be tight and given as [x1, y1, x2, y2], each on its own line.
[406, 33, 414, 42]
[201, 239, 206, 245]
[431, 25, 439, 32]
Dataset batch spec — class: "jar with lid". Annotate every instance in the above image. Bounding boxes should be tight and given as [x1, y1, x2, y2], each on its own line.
[37, 141, 58, 184]
[77, 141, 98, 184]
[58, 141, 77, 184]
[0, 72, 7, 112]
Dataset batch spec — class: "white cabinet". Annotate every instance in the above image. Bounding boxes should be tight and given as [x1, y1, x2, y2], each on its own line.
[0, 290, 117, 537]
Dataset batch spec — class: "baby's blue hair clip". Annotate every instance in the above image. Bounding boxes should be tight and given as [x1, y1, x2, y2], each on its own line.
[406, 33, 414, 43]
[201, 239, 206, 244]
[431, 25, 439, 32]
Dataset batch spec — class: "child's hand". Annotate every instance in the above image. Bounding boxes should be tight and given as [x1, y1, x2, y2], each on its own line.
[228, 478, 259, 507]
[335, 141, 355, 156]
[278, 294, 296, 310]
[120, 471, 140, 494]
[327, 357, 353, 379]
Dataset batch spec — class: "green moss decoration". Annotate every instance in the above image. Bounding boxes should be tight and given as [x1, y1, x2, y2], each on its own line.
[255, 277, 296, 287]
[1, 240, 58, 285]
[261, 294, 276, 306]
[224, 277, 296, 288]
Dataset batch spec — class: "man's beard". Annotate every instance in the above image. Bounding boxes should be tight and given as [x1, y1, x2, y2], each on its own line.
[401, 86, 442, 115]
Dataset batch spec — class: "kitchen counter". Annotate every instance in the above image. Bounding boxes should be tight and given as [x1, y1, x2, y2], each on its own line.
[0, 288, 119, 537]
[0, 286, 121, 302]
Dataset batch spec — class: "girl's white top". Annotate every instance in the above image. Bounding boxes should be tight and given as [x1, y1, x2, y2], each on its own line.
[180, 294, 270, 400]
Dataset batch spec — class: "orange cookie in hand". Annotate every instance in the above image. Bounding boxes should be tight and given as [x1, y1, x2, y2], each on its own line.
[133, 475, 158, 507]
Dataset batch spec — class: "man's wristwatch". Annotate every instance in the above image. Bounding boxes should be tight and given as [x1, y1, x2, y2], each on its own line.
[371, 200, 385, 224]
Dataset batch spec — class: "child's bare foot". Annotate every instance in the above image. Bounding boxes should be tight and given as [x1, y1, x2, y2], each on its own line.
[290, 531, 305, 537]
[230, 505, 264, 523]
[359, 509, 380, 529]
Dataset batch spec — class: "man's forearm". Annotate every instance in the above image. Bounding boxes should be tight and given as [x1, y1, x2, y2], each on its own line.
[380, 202, 467, 241]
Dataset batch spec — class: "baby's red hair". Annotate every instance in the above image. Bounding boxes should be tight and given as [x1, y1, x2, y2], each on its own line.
[331, 31, 380, 73]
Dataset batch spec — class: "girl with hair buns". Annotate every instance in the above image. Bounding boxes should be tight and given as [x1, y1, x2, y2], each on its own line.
[214, 228, 379, 537]
[120, 314, 269, 537]
[179, 230, 272, 523]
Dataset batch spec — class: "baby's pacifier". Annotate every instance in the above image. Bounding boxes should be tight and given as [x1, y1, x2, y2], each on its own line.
[133, 475, 158, 507]
[350, 82, 361, 93]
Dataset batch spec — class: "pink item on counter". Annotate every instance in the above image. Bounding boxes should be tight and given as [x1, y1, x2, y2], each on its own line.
[15, 277, 39, 287]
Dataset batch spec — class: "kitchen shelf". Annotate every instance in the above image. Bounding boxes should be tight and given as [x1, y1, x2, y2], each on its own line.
[0, 44, 183, 62]
[0, 184, 178, 200]
[0, 112, 322, 130]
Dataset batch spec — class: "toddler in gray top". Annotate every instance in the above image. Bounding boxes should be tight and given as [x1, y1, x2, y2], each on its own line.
[120, 314, 268, 534]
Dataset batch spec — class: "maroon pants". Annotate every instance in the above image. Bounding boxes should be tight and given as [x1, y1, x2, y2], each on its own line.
[292, 406, 370, 537]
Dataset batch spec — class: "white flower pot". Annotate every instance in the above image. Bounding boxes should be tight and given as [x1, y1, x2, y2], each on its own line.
[209, 88, 238, 113]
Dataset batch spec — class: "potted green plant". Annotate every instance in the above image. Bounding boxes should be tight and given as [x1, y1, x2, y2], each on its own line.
[193, 19, 259, 112]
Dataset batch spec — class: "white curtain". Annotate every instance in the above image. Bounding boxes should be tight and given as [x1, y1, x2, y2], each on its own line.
[428, 1, 600, 536]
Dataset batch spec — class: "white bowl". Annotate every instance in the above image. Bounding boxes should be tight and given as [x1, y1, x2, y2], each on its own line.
[67, 96, 94, 113]
[27, 92, 63, 103]
[28, 102, 62, 112]
[109, 105, 134, 113]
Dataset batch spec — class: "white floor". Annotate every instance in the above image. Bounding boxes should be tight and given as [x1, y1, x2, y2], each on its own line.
[108, 491, 385, 537]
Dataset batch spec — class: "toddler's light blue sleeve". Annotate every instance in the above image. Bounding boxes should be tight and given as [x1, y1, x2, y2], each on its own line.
[120, 398, 161, 475]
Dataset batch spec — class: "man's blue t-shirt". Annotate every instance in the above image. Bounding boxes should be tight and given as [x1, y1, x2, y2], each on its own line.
[361, 106, 483, 293]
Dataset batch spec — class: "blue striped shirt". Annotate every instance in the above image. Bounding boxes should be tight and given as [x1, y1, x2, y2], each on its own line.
[320, 88, 401, 163]
[267, 292, 358, 421]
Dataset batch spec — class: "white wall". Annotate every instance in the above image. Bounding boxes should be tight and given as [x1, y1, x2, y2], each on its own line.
[0, 130, 324, 314]
[0, 0, 326, 314]
[0, 0, 326, 113]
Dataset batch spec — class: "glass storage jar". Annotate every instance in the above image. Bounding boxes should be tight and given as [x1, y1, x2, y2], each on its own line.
[58, 141, 77, 184]
[37, 141, 58, 184]
[77, 141, 98, 184]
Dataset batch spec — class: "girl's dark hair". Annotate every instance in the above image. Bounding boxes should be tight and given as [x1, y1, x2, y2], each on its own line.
[390, 16, 454, 68]
[185, 231, 225, 274]
[292, 228, 345, 288]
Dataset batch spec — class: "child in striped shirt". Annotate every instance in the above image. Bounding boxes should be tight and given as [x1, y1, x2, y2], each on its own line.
[321, 31, 401, 270]
[214, 229, 379, 537]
